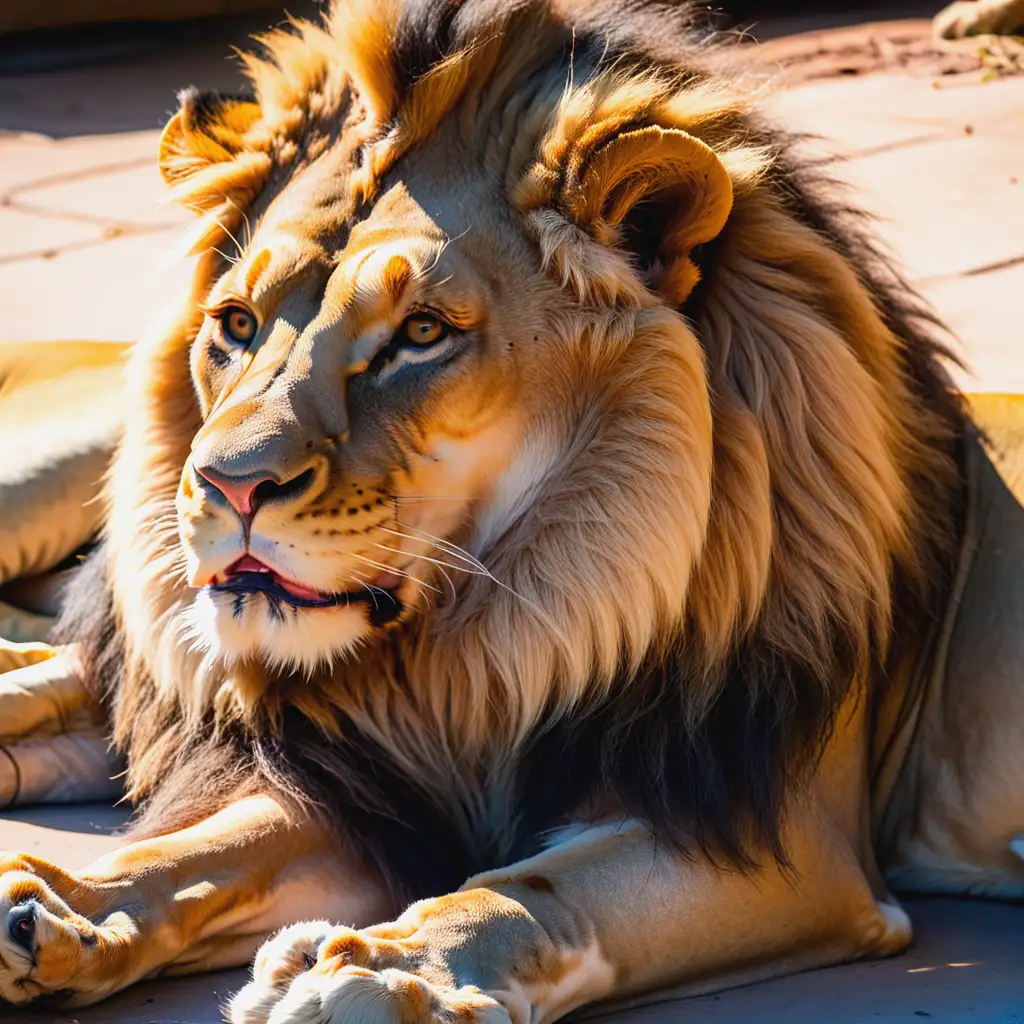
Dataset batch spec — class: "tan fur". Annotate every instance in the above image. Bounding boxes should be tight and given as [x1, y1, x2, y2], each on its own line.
[0, 342, 128, 597]
[0, 1, 1019, 1017]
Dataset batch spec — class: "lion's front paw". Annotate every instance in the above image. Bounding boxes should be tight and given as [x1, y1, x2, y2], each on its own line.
[229, 923, 511, 1024]
[0, 855, 117, 1006]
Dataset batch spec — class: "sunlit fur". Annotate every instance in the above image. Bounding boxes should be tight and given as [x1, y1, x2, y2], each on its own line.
[63, 0, 964, 887]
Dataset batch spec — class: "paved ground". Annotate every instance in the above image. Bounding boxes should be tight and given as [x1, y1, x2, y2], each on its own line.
[0, 9, 1021, 1024]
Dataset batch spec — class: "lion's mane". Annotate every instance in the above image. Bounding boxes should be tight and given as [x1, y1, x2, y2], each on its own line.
[59, 0, 965, 899]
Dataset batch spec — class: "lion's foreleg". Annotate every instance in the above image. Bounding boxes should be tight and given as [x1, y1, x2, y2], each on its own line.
[0, 794, 391, 1007]
[229, 804, 912, 1024]
[462, 816, 910, 1018]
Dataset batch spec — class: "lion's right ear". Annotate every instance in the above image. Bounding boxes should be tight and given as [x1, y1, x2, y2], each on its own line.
[516, 119, 734, 308]
[158, 88, 270, 213]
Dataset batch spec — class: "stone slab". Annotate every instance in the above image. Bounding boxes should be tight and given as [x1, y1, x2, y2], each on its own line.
[836, 135, 1024, 282]
[924, 264, 1024, 393]
[766, 71, 1024, 158]
[764, 70, 1024, 391]
[0, 232, 193, 342]
[21, 157, 185, 231]
[0, 205, 100, 261]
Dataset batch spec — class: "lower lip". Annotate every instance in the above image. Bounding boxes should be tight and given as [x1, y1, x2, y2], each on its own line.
[273, 576, 323, 601]
[207, 571, 404, 623]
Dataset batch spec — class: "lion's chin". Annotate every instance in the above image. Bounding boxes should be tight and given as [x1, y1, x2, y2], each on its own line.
[182, 587, 376, 675]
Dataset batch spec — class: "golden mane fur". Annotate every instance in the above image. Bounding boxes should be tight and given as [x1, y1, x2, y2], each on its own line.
[62, 0, 965, 887]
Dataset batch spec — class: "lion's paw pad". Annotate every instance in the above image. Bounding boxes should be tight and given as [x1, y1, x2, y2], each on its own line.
[230, 934, 510, 1024]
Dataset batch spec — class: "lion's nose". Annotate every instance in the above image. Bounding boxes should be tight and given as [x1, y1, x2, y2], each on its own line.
[195, 465, 315, 520]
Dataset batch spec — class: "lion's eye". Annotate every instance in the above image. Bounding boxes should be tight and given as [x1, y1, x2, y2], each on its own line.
[219, 306, 258, 346]
[400, 314, 450, 348]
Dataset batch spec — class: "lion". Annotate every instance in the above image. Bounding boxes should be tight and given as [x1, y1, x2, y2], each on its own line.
[0, 0, 1022, 1018]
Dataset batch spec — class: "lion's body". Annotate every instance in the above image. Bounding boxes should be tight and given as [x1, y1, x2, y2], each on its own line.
[0, 0, 1021, 1018]
[0, 341, 127, 642]
[880, 407, 1024, 900]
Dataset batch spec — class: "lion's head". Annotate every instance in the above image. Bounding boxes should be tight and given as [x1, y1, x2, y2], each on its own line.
[80, 0, 963, 877]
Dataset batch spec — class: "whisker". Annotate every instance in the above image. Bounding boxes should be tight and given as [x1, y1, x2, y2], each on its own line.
[408, 536, 540, 614]
[379, 528, 484, 573]
[424, 226, 471, 275]
[210, 246, 239, 265]
[225, 195, 253, 250]
[348, 573, 382, 611]
[375, 546, 459, 601]
[373, 548, 485, 604]
[212, 208, 246, 256]
[380, 528, 541, 615]
[385, 523, 491, 575]
[435, 561, 457, 602]
[184, 201, 245, 258]
[349, 554, 442, 596]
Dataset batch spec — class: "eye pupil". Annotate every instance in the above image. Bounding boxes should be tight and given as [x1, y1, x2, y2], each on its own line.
[221, 306, 256, 345]
[403, 315, 447, 348]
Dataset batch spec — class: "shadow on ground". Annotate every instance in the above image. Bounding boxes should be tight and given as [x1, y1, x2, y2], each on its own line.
[0, 3, 319, 138]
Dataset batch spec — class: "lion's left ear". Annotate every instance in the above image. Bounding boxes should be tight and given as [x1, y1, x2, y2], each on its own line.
[158, 88, 269, 213]
[519, 125, 733, 306]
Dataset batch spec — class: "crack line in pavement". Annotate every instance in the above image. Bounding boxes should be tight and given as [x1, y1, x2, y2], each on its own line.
[2, 155, 154, 200]
[0, 156, 179, 260]
[0, 224, 178, 266]
[918, 253, 1024, 286]
[2, 197, 172, 234]
[797, 129, 958, 167]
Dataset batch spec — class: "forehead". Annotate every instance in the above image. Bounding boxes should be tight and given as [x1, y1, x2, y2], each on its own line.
[222, 136, 529, 306]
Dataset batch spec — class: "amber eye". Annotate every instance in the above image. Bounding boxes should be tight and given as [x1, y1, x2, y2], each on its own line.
[401, 314, 450, 348]
[219, 305, 258, 346]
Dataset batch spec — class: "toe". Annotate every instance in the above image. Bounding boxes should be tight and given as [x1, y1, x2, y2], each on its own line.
[228, 920, 337, 1024]
[254, 920, 335, 988]
[228, 978, 291, 1024]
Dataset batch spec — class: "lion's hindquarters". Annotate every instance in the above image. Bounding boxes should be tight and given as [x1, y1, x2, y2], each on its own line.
[0, 341, 127, 607]
[885, 428, 1024, 900]
[0, 644, 119, 806]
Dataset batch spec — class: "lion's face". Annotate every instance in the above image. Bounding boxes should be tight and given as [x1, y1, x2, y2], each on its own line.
[148, 16, 747, 683]
[176, 149, 566, 670]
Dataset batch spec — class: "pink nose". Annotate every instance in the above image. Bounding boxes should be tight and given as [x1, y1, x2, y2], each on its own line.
[194, 466, 277, 518]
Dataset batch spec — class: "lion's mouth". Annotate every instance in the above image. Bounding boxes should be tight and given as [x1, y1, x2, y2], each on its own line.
[209, 555, 403, 625]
